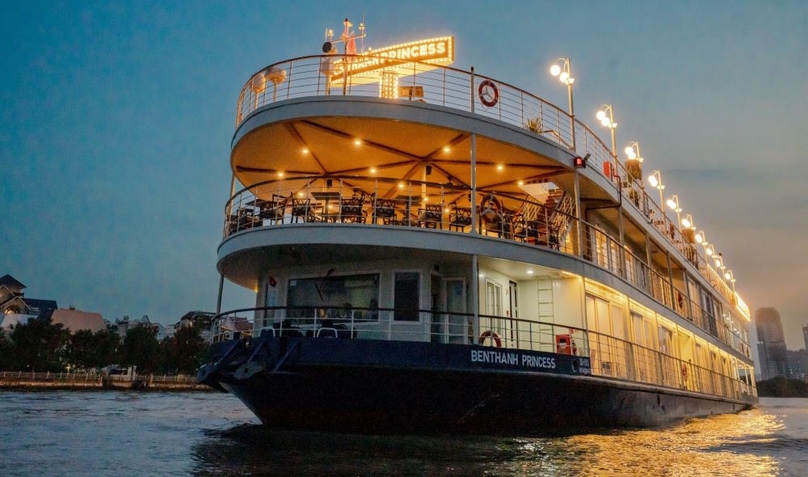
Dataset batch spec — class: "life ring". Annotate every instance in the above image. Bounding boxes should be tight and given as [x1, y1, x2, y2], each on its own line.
[478, 79, 499, 107]
[479, 330, 502, 348]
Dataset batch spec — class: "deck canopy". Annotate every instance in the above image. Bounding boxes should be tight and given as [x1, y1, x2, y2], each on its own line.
[232, 112, 571, 211]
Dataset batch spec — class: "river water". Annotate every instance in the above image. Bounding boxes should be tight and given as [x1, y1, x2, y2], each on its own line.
[0, 391, 805, 476]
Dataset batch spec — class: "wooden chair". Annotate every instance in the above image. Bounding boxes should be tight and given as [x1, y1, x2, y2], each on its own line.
[372, 197, 397, 224]
[340, 194, 366, 223]
[258, 194, 287, 224]
[418, 204, 442, 229]
[230, 207, 259, 232]
[290, 197, 315, 223]
[448, 205, 472, 231]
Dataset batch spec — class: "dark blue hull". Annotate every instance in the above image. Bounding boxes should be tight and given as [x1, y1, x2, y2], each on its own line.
[199, 336, 753, 436]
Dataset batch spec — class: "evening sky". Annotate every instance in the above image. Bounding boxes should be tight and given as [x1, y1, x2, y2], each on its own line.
[2, 1, 806, 349]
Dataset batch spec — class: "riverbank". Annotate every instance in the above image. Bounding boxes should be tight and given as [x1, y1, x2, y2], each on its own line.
[0, 371, 211, 391]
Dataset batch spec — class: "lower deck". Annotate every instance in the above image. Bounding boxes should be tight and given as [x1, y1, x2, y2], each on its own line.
[201, 336, 754, 435]
[214, 236, 756, 403]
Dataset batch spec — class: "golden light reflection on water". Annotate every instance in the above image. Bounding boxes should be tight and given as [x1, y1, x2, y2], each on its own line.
[188, 398, 808, 476]
[514, 409, 783, 476]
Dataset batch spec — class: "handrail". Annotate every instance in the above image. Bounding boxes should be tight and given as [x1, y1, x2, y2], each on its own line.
[236, 55, 615, 185]
[210, 306, 756, 401]
[220, 177, 750, 356]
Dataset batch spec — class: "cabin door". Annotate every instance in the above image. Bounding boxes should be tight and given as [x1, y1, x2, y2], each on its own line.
[430, 273, 444, 343]
[445, 278, 467, 344]
[480, 279, 506, 347]
[508, 281, 518, 345]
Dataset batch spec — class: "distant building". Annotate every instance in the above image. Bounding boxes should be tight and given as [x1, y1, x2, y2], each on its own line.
[112, 315, 168, 340]
[0, 274, 58, 332]
[756, 307, 789, 380]
[174, 311, 215, 342]
[786, 349, 808, 380]
[803, 324, 808, 351]
[45, 308, 107, 334]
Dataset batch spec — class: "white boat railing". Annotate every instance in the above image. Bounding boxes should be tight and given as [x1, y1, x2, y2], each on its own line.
[236, 55, 614, 191]
[210, 306, 756, 402]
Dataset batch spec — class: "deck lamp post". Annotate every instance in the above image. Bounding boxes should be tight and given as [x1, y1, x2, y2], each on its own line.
[596, 104, 624, 244]
[724, 269, 736, 293]
[624, 141, 644, 183]
[550, 58, 575, 151]
[714, 252, 724, 270]
[550, 57, 581, 254]
[596, 105, 617, 177]
[681, 214, 693, 229]
[647, 170, 665, 208]
[666, 194, 681, 230]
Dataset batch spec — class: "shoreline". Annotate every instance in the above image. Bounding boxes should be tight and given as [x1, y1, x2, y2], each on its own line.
[0, 372, 211, 392]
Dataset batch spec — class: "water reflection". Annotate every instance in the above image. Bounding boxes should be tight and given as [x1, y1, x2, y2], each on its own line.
[191, 407, 790, 476]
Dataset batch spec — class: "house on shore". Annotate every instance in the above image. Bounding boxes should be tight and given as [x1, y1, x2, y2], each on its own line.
[1, 274, 106, 334]
[1, 274, 58, 332]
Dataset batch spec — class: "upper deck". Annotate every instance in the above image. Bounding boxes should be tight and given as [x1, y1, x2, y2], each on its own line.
[220, 53, 750, 359]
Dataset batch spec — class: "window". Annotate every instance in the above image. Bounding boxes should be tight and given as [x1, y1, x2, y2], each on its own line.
[485, 280, 503, 317]
[287, 273, 379, 319]
[394, 272, 420, 321]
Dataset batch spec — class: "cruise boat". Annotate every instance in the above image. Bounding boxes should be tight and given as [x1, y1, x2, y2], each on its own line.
[198, 24, 757, 435]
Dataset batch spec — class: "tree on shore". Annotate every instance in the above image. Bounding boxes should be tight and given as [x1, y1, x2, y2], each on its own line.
[160, 324, 207, 375]
[121, 326, 160, 373]
[2, 318, 212, 375]
[9, 319, 71, 372]
[756, 377, 808, 397]
[66, 328, 121, 370]
[0, 332, 13, 371]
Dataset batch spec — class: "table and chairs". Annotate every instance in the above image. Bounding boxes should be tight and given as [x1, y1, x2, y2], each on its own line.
[254, 194, 287, 224]
[311, 191, 342, 222]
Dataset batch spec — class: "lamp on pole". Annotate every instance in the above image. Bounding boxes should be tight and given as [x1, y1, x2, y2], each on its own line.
[724, 269, 736, 293]
[596, 103, 625, 243]
[647, 170, 665, 208]
[596, 105, 617, 154]
[714, 252, 724, 270]
[550, 57, 580, 254]
[596, 104, 618, 180]
[681, 213, 693, 229]
[679, 213, 696, 247]
[666, 194, 681, 229]
[624, 141, 644, 183]
[550, 58, 575, 151]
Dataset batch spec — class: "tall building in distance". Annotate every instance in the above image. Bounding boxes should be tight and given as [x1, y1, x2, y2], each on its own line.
[803, 324, 808, 351]
[755, 307, 789, 380]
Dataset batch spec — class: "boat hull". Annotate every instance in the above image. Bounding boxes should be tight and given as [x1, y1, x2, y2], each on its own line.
[200, 337, 753, 436]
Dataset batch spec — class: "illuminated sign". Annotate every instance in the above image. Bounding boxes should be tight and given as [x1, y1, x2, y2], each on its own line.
[327, 36, 455, 86]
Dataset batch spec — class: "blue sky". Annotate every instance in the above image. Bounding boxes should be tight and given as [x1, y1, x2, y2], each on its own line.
[2, 1, 807, 349]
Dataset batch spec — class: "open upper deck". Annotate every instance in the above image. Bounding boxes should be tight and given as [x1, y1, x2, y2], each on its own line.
[225, 54, 747, 322]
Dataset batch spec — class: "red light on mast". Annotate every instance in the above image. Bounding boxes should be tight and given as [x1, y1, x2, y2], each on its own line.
[573, 154, 590, 169]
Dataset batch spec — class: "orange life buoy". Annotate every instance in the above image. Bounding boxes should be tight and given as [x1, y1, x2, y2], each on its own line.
[478, 79, 499, 107]
[479, 330, 502, 347]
